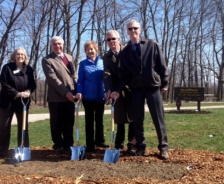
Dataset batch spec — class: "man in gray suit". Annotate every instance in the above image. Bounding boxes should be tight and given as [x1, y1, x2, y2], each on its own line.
[42, 36, 76, 154]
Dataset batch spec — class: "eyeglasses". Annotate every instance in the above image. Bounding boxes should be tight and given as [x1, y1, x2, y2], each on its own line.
[128, 27, 139, 31]
[107, 38, 116, 42]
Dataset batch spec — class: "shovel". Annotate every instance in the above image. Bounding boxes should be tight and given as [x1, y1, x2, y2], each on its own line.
[70, 100, 85, 160]
[14, 97, 31, 162]
[103, 99, 120, 163]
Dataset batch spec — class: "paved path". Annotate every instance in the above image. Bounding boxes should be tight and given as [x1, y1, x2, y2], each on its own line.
[11, 105, 224, 125]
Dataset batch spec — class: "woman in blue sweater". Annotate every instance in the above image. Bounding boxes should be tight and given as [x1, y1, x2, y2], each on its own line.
[76, 41, 108, 152]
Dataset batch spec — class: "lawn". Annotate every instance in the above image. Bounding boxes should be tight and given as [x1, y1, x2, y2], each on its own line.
[10, 108, 224, 153]
[29, 101, 224, 114]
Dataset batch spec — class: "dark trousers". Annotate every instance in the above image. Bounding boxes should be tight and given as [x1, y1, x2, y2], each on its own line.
[48, 101, 74, 150]
[115, 122, 135, 147]
[132, 89, 168, 151]
[82, 99, 105, 149]
[0, 108, 29, 155]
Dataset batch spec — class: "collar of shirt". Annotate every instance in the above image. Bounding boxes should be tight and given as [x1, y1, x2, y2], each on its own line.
[111, 47, 120, 55]
[130, 40, 140, 45]
[58, 54, 64, 58]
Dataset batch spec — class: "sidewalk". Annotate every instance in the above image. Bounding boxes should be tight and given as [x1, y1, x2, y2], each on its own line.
[11, 105, 224, 125]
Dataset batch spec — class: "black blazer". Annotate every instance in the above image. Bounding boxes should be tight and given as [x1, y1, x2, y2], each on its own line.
[0, 62, 36, 110]
[117, 37, 169, 92]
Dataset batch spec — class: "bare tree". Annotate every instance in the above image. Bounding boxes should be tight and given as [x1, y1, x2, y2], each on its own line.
[0, 0, 29, 68]
[214, 0, 224, 100]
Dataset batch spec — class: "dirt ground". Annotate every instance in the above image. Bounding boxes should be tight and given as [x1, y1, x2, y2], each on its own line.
[1, 109, 223, 183]
[0, 147, 224, 184]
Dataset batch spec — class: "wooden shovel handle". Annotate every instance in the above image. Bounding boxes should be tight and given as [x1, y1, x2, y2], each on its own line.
[111, 105, 114, 131]
[75, 105, 79, 129]
[22, 110, 27, 131]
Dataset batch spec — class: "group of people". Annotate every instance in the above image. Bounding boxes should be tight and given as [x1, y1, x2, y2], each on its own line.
[0, 19, 169, 160]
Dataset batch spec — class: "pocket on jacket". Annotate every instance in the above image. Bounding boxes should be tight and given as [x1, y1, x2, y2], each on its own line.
[152, 69, 161, 84]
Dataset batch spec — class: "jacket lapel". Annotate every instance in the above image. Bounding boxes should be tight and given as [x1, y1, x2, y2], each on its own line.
[56, 57, 71, 74]
[51, 52, 71, 74]
[139, 39, 147, 67]
[127, 42, 141, 70]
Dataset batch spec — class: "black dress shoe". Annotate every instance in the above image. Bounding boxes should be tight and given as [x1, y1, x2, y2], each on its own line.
[96, 143, 109, 148]
[63, 146, 71, 151]
[126, 143, 136, 155]
[135, 149, 145, 156]
[0, 149, 8, 158]
[86, 147, 95, 152]
[115, 144, 124, 150]
[0, 152, 7, 158]
[55, 148, 64, 154]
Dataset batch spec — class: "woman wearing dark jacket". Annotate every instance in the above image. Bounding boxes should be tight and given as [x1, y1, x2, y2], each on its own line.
[0, 48, 36, 157]
[76, 41, 108, 152]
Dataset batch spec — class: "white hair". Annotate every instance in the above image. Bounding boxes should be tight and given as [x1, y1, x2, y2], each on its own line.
[106, 30, 120, 39]
[126, 20, 141, 29]
[50, 36, 64, 45]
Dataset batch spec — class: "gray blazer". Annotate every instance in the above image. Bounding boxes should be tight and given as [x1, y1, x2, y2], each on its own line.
[42, 52, 76, 102]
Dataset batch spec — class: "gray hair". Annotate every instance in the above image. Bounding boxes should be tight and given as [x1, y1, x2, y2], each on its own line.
[106, 30, 120, 39]
[126, 20, 141, 29]
[50, 36, 64, 45]
[10, 48, 29, 65]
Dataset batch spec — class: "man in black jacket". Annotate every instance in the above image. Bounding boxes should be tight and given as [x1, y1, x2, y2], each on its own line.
[103, 30, 136, 154]
[111, 20, 169, 160]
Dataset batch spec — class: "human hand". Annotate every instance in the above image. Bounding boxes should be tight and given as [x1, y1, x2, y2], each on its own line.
[110, 91, 119, 100]
[160, 88, 167, 93]
[65, 92, 75, 102]
[20, 90, 30, 98]
[14, 92, 22, 99]
[105, 90, 111, 105]
[76, 93, 82, 101]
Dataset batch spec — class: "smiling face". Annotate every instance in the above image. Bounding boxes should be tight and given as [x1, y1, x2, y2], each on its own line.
[106, 32, 120, 52]
[127, 21, 141, 43]
[15, 49, 26, 66]
[85, 44, 97, 61]
[51, 39, 64, 55]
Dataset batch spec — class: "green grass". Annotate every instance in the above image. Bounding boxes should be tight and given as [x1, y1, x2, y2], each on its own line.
[10, 108, 224, 152]
[165, 101, 224, 107]
[29, 102, 224, 114]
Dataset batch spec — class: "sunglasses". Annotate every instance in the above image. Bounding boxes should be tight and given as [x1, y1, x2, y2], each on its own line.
[128, 27, 139, 31]
[107, 37, 116, 42]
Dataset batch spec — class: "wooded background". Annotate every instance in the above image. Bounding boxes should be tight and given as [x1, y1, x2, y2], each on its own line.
[0, 0, 224, 106]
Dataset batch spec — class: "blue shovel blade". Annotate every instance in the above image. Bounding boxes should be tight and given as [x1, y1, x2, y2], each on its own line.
[14, 147, 21, 162]
[79, 146, 85, 160]
[103, 148, 120, 163]
[71, 146, 85, 160]
[103, 149, 114, 163]
[70, 146, 79, 160]
[14, 147, 31, 162]
[112, 149, 120, 163]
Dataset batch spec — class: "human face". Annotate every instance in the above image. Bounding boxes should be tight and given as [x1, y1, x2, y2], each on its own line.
[51, 39, 64, 55]
[85, 44, 97, 61]
[15, 49, 25, 66]
[106, 32, 120, 52]
[127, 22, 141, 43]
